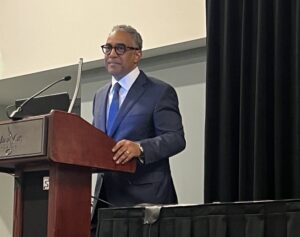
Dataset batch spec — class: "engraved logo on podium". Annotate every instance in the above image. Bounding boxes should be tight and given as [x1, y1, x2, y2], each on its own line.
[0, 127, 22, 157]
[0, 118, 46, 159]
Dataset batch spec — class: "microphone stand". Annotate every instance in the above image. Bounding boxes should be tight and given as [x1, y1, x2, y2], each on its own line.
[91, 195, 114, 207]
[68, 58, 83, 113]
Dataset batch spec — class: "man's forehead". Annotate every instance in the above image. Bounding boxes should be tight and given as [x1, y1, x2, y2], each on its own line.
[107, 31, 133, 43]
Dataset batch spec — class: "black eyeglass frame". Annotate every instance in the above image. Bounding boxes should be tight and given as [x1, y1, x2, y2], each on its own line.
[101, 43, 140, 55]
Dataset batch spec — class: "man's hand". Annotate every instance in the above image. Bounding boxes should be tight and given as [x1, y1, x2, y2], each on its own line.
[112, 139, 141, 164]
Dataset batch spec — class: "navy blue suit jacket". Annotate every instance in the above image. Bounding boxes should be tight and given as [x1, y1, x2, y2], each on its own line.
[92, 70, 185, 208]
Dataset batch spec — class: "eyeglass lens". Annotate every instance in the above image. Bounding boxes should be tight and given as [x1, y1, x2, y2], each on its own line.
[102, 44, 127, 55]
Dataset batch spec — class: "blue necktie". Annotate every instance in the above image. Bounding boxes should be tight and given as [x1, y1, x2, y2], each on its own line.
[107, 83, 121, 135]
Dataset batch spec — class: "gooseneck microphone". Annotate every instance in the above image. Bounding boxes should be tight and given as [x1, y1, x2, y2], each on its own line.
[7, 76, 72, 120]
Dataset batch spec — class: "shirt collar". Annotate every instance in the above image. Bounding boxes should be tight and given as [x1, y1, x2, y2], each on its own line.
[111, 67, 140, 91]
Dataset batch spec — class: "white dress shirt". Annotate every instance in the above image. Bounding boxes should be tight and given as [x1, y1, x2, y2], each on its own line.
[106, 67, 140, 121]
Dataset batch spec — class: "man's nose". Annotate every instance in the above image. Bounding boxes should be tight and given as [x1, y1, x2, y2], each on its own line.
[109, 48, 118, 57]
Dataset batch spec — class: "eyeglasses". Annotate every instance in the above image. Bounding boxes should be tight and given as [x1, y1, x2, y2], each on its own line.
[101, 43, 140, 55]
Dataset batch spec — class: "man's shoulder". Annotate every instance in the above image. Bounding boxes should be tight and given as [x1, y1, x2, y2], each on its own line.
[141, 71, 173, 89]
[95, 82, 111, 96]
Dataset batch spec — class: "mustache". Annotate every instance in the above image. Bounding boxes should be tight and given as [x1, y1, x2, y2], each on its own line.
[107, 61, 121, 64]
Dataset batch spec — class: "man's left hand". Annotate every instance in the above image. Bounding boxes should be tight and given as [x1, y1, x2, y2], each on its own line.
[112, 139, 141, 164]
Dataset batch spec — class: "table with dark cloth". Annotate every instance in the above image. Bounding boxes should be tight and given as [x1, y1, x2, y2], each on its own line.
[96, 199, 300, 237]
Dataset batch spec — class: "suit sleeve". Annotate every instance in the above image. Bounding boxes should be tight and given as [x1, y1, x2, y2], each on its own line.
[139, 85, 186, 164]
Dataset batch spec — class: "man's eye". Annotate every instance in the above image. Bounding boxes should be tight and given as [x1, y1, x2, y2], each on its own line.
[116, 45, 125, 50]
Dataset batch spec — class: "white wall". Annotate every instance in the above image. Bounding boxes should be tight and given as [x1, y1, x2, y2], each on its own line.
[0, 106, 13, 236]
[0, 104, 13, 237]
[0, 105, 7, 121]
[171, 83, 205, 203]
[0, 0, 206, 79]
[0, 174, 14, 237]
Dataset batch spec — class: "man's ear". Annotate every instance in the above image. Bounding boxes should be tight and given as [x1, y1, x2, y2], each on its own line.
[134, 50, 142, 63]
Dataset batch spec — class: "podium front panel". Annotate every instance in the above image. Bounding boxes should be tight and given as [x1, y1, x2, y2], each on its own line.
[0, 117, 47, 160]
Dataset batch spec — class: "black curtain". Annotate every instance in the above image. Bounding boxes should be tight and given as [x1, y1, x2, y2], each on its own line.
[205, 0, 300, 202]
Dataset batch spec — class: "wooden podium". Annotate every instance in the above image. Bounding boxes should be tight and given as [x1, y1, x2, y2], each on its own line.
[0, 110, 136, 237]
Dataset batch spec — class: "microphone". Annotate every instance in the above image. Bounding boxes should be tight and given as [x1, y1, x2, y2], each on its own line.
[7, 76, 72, 120]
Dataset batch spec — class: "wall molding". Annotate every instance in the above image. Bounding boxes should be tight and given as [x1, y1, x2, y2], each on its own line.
[0, 38, 206, 107]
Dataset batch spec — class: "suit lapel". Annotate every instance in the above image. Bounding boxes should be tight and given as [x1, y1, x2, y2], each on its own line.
[97, 83, 111, 133]
[109, 72, 147, 137]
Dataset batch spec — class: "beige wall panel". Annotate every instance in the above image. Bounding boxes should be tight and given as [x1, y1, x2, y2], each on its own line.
[0, 0, 205, 79]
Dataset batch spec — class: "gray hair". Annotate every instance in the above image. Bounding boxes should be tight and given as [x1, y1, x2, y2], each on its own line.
[110, 25, 143, 50]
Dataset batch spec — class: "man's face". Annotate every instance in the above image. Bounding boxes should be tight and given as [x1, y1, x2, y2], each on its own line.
[104, 31, 142, 80]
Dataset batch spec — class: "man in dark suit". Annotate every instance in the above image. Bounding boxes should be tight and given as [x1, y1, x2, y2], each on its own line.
[91, 25, 186, 231]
